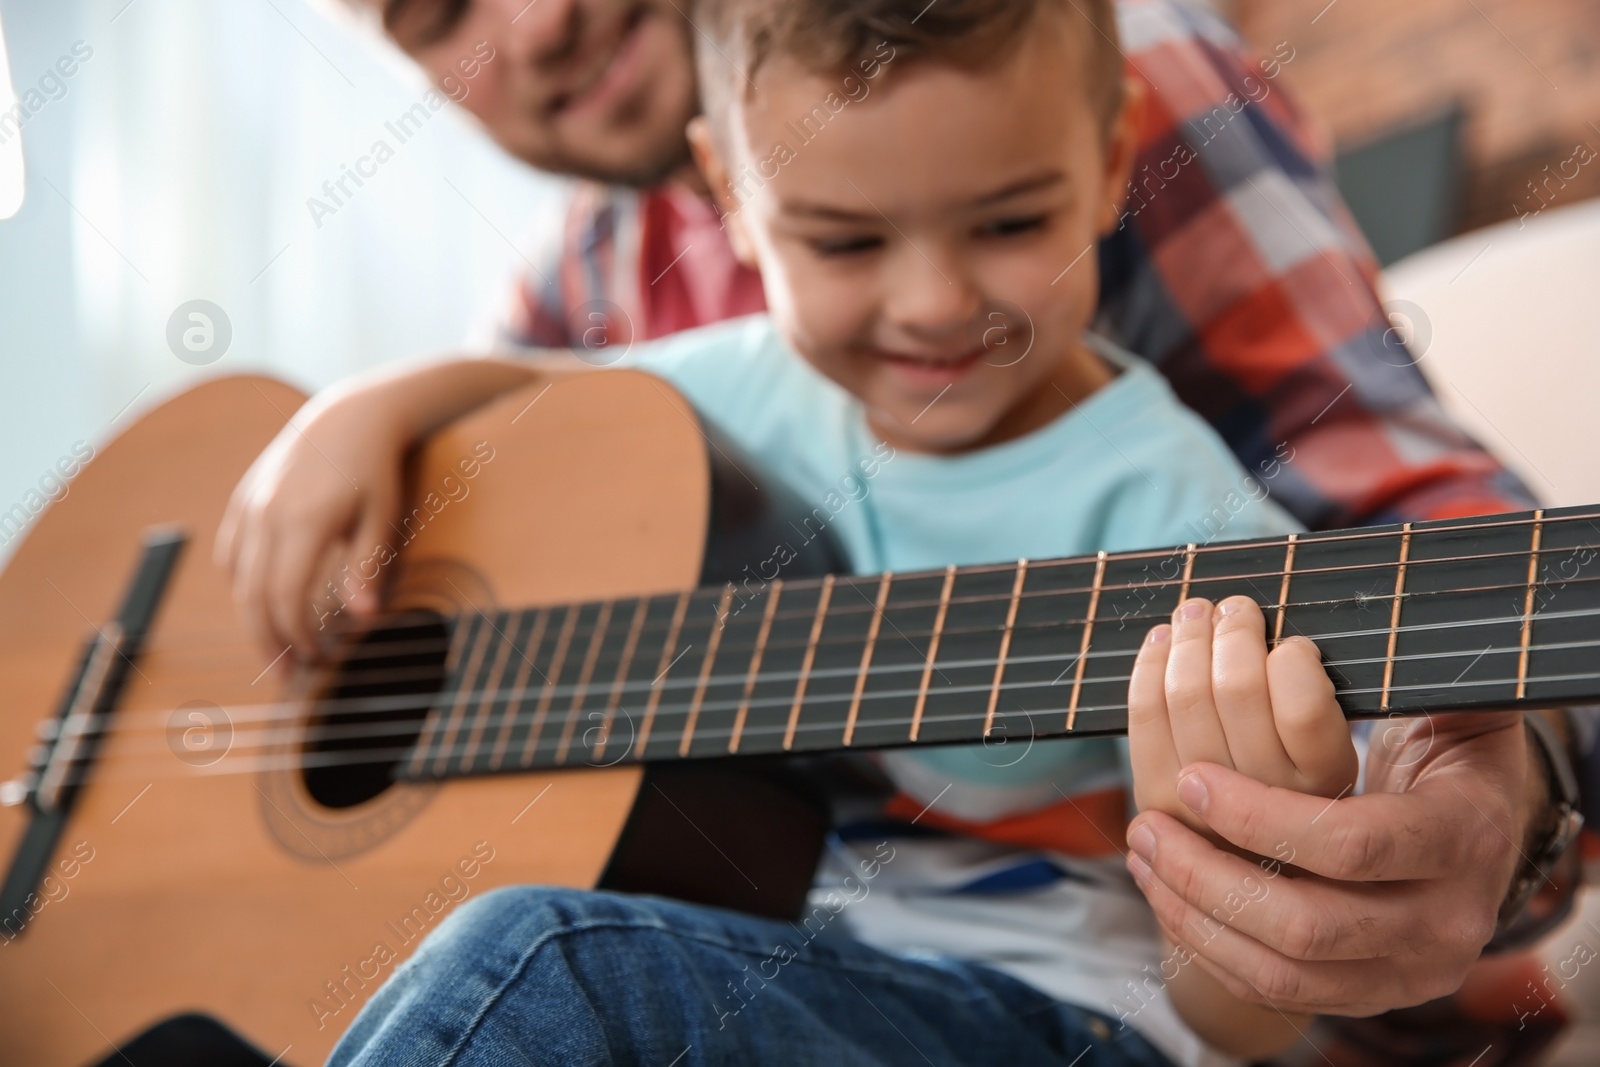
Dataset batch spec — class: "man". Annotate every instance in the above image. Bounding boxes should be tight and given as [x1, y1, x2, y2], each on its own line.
[306, 0, 1588, 1058]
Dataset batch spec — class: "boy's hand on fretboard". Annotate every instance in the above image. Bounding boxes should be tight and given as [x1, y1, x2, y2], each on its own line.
[1126, 596, 1359, 844]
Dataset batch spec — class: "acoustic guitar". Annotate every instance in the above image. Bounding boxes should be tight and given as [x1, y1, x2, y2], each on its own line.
[0, 371, 1595, 1066]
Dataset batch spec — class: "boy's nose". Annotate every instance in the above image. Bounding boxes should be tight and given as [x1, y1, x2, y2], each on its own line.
[882, 246, 983, 342]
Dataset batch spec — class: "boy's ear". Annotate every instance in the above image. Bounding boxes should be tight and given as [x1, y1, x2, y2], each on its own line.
[687, 115, 759, 267]
[1093, 74, 1147, 238]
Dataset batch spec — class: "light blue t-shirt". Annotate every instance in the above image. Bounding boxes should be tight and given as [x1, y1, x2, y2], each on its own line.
[634, 314, 1293, 572]
[622, 315, 1296, 1066]
[626, 314, 1299, 794]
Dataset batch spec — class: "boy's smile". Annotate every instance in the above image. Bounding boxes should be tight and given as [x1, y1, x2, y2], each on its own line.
[692, 12, 1140, 454]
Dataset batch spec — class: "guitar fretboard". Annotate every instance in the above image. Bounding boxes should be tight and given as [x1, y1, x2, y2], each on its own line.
[384, 505, 1600, 781]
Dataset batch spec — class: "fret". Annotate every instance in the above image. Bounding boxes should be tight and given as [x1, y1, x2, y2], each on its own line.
[911, 565, 956, 742]
[1384, 514, 1529, 714]
[1177, 543, 1196, 604]
[1073, 549, 1184, 735]
[730, 580, 782, 754]
[849, 571, 945, 748]
[519, 605, 580, 766]
[1522, 503, 1600, 707]
[1274, 533, 1298, 646]
[1378, 524, 1413, 710]
[637, 590, 692, 755]
[593, 597, 649, 763]
[1066, 552, 1107, 732]
[982, 560, 1028, 738]
[554, 599, 615, 765]
[734, 579, 825, 755]
[677, 585, 773, 758]
[404, 617, 475, 778]
[680, 587, 735, 757]
[1185, 538, 1296, 633]
[784, 575, 835, 751]
[641, 589, 723, 760]
[843, 574, 892, 746]
[786, 574, 880, 751]
[1269, 524, 1406, 715]
[913, 564, 1020, 744]
[430, 611, 496, 776]
[601, 593, 691, 766]
[1517, 510, 1545, 700]
[488, 607, 550, 771]
[458, 607, 520, 774]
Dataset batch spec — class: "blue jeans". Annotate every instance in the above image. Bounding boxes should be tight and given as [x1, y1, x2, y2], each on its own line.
[328, 886, 1179, 1067]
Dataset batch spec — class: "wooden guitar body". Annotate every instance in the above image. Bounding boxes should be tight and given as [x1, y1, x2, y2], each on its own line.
[0, 372, 833, 1066]
[7, 366, 1597, 1067]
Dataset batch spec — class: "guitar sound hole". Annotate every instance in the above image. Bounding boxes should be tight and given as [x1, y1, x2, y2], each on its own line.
[302, 614, 451, 809]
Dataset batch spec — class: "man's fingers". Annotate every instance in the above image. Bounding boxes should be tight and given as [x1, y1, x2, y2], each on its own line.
[1126, 809, 1426, 962]
[1166, 762, 1496, 883]
[1166, 599, 1232, 768]
[1128, 847, 1441, 1015]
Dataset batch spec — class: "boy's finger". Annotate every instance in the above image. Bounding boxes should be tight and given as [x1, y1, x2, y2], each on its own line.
[214, 490, 243, 573]
[1165, 598, 1233, 769]
[267, 526, 325, 657]
[233, 520, 283, 661]
[1128, 624, 1182, 788]
[345, 500, 394, 617]
[1266, 637, 1357, 786]
[1210, 597, 1292, 774]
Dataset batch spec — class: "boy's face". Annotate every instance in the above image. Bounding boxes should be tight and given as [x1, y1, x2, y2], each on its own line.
[378, 0, 698, 185]
[694, 18, 1137, 453]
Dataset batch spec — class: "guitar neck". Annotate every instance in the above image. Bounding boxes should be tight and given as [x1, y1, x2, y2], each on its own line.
[395, 505, 1600, 780]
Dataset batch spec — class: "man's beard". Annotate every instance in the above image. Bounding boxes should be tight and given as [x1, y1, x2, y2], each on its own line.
[542, 120, 698, 189]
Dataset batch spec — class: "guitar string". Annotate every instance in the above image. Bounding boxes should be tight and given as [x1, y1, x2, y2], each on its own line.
[50, 617, 1600, 783]
[131, 543, 1600, 671]
[58, 655, 1600, 787]
[124, 513, 1600, 660]
[112, 565, 1600, 732]
[214, 567, 1600, 687]
[69, 631, 1600, 763]
[70, 595, 1600, 737]
[20, 514, 1600, 783]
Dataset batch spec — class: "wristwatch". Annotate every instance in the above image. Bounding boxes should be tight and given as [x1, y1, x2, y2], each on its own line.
[1496, 711, 1585, 933]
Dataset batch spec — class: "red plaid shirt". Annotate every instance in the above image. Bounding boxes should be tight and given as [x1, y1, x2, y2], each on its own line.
[498, 0, 1534, 534]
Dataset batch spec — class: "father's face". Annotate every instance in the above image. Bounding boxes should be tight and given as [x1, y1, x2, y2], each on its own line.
[378, 0, 698, 186]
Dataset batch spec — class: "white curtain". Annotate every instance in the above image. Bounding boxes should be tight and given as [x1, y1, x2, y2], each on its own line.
[0, 0, 560, 558]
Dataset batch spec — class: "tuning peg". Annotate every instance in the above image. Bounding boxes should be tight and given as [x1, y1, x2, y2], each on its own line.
[0, 774, 35, 807]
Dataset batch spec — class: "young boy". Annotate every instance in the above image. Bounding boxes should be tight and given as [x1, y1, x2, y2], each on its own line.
[221, 2, 1360, 1062]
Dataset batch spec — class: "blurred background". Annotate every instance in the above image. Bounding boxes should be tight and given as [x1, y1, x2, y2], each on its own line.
[1, 0, 1599, 1061]
[1, 0, 1597, 548]
[0, 0, 556, 562]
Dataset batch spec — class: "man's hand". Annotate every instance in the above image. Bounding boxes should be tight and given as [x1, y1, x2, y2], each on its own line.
[1125, 708, 1536, 1017]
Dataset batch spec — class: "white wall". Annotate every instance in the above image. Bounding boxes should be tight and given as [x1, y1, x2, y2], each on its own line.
[1382, 197, 1600, 509]
[0, 0, 562, 560]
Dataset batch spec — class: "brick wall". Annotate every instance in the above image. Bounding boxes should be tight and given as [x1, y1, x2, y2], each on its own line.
[1224, 0, 1600, 232]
